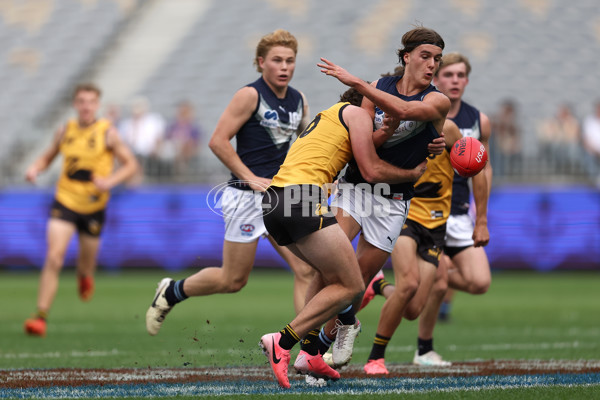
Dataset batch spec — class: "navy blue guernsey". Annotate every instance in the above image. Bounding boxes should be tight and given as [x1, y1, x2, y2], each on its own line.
[229, 77, 304, 188]
[343, 75, 441, 200]
[449, 101, 482, 215]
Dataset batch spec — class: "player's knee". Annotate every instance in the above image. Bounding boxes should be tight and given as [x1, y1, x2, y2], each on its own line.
[294, 266, 315, 283]
[469, 280, 490, 295]
[347, 280, 366, 304]
[224, 276, 249, 293]
[432, 278, 449, 297]
[403, 304, 422, 321]
[45, 252, 65, 272]
[395, 277, 419, 300]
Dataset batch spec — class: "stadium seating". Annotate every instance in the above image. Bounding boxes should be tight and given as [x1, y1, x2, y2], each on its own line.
[0, 0, 143, 184]
[1, 0, 599, 184]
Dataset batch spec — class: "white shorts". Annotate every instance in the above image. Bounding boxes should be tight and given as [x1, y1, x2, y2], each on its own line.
[444, 213, 475, 248]
[222, 187, 268, 243]
[331, 183, 410, 253]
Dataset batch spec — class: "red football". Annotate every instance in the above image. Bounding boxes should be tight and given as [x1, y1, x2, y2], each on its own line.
[450, 137, 487, 178]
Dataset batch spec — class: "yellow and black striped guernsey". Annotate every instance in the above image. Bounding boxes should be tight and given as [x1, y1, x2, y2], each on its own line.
[271, 102, 352, 187]
[55, 118, 114, 214]
[407, 149, 454, 229]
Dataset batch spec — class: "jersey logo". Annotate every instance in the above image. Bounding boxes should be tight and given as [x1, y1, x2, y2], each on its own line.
[428, 247, 442, 259]
[88, 220, 101, 235]
[264, 110, 279, 120]
[257, 96, 302, 147]
[374, 108, 426, 147]
[430, 210, 444, 219]
[240, 224, 255, 236]
[460, 119, 480, 140]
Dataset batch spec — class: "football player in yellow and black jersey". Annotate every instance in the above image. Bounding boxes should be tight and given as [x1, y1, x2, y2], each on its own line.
[259, 87, 430, 388]
[23, 83, 138, 337]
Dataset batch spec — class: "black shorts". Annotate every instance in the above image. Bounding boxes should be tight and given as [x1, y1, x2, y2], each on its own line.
[262, 185, 337, 246]
[443, 245, 471, 258]
[400, 219, 446, 267]
[50, 200, 106, 237]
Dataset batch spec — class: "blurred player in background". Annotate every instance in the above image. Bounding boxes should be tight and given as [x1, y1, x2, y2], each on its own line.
[415, 52, 492, 364]
[145, 29, 314, 336]
[24, 83, 139, 337]
[259, 87, 429, 388]
[311, 26, 450, 370]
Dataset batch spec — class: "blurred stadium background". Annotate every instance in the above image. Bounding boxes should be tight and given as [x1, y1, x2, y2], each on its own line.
[0, 0, 599, 272]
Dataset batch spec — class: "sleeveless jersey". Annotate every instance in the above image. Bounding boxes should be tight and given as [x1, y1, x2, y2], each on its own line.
[271, 102, 352, 187]
[230, 77, 304, 186]
[55, 118, 114, 214]
[407, 149, 454, 229]
[449, 101, 481, 215]
[343, 75, 441, 200]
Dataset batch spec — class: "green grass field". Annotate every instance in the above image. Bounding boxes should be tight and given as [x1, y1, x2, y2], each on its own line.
[2, 268, 600, 399]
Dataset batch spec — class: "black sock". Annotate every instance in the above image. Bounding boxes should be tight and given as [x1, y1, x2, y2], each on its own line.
[418, 337, 433, 356]
[337, 305, 356, 325]
[317, 328, 333, 354]
[373, 278, 391, 296]
[368, 333, 391, 360]
[300, 330, 321, 356]
[36, 310, 48, 321]
[164, 279, 188, 306]
[278, 324, 300, 350]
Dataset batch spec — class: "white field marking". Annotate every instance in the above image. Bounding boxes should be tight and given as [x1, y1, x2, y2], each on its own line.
[445, 341, 598, 352]
[350, 340, 598, 355]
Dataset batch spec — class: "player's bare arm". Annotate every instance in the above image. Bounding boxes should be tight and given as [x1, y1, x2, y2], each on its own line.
[318, 58, 450, 123]
[443, 120, 462, 149]
[344, 106, 427, 184]
[208, 87, 271, 191]
[298, 91, 310, 133]
[25, 126, 64, 184]
[470, 112, 491, 247]
[479, 112, 493, 196]
[94, 127, 139, 192]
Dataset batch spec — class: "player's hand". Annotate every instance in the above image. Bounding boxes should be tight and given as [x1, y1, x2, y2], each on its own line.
[317, 58, 358, 87]
[412, 160, 428, 181]
[428, 132, 445, 156]
[472, 223, 490, 247]
[93, 176, 113, 192]
[248, 177, 271, 192]
[382, 115, 400, 136]
[25, 166, 38, 184]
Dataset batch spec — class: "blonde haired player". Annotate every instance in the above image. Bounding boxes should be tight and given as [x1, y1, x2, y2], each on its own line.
[24, 83, 138, 336]
[145, 29, 314, 336]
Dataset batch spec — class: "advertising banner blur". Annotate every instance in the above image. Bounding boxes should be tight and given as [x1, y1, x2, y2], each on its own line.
[0, 185, 598, 271]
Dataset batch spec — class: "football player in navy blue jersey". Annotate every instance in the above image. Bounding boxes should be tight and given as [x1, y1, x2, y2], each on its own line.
[145, 29, 314, 337]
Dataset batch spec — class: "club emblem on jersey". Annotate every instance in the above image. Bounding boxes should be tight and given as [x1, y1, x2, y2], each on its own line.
[264, 110, 279, 120]
[88, 220, 101, 235]
[240, 224, 255, 236]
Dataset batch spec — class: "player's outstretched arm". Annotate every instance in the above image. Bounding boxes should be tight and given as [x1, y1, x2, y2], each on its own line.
[318, 57, 449, 123]
[25, 126, 64, 184]
[345, 106, 426, 184]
